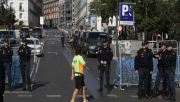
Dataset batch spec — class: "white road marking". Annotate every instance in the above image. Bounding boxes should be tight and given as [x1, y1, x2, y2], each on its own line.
[64, 45, 71, 53]
[107, 94, 118, 98]
[32, 58, 41, 82]
[47, 52, 58, 55]
[86, 67, 89, 70]
[18, 95, 32, 97]
[46, 95, 61, 97]
[130, 95, 138, 98]
[48, 43, 54, 44]
[158, 96, 162, 98]
[5, 91, 31, 94]
[47, 35, 49, 36]
[30, 40, 44, 78]
[97, 78, 99, 80]
[76, 95, 90, 97]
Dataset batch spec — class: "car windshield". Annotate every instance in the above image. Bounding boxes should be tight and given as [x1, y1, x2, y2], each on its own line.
[88, 33, 107, 39]
[33, 28, 41, 32]
[27, 40, 39, 45]
[0, 31, 10, 37]
[21, 28, 29, 32]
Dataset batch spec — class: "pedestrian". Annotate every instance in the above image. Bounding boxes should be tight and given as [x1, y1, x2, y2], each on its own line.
[61, 33, 65, 47]
[152, 42, 168, 98]
[97, 39, 113, 92]
[70, 46, 88, 102]
[107, 34, 112, 47]
[0, 39, 13, 91]
[134, 40, 153, 99]
[0, 47, 5, 102]
[164, 43, 176, 101]
[73, 34, 77, 49]
[18, 38, 32, 92]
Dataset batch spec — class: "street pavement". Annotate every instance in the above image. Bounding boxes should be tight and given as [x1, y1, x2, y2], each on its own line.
[3, 29, 180, 102]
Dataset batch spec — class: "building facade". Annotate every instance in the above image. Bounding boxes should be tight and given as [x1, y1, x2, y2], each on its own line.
[74, 0, 93, 28]
[8, 0, 43, 28]
[59, 0, 72, 27]
[43, 0, 59, 27]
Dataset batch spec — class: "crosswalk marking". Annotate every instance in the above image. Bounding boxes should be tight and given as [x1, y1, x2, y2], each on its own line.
[5, 91, 31, 94]
[46, 95, 61, 97]
[18, 95, 32, 97]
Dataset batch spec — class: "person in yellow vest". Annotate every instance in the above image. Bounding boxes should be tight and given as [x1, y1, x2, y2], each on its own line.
[70, 46, 88, 102]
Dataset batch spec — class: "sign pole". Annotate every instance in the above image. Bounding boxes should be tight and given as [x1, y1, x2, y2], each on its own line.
[116, 3, 118, 57]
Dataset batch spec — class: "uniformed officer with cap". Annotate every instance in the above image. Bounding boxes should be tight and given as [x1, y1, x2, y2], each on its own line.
[97, 39, 113, 92]
[0, 48, 5, 102]
[164, 43, 176, 101]
[152, 42, 168, 98]
[135, 40, 153, 99]
[18, 38, 32, 92]
[0, 39, 13, 91]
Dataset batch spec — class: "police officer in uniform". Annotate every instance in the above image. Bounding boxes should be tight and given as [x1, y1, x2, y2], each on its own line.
[0, 39, 13, 91]
[152, 42, 168, 98]
[164, 43, 176, 101]
[0, 48, 5, 102]
[18, 38, 32, 92]
[97, 39, 113, 92]
[135, 40, 153, 99]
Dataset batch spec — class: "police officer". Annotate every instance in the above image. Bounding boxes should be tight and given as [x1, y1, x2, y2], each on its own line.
[107, 34, 112, 47]
[61, 33, 65, 47]
[18, 38, 32, 92]
[152, 42, 168, 98]
[135, 40, 153, 99]
[0, 49, 5, 102]
[164, 43, 176, 101]
[0, 39, 13, 91]
[97, 39, 113, 92]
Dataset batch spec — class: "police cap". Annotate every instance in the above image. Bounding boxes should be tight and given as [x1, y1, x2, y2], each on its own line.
[167, 43, 173, 47]
[22, 38, 27, 42]
[161, 42, 167, 47]
[4, 38, 8, 43]
[103, 39, 107, 43]
[141, 40, 149, 46]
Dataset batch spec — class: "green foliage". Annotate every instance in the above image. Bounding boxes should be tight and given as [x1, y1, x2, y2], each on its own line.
[0, 25, 28, 30]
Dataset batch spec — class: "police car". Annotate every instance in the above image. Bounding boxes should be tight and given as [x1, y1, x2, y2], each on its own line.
[21, 38, 43, 56]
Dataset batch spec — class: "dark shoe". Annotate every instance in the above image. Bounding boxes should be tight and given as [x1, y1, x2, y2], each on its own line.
[170, 94, 176, 102]
[106, 85, 110, 92]
[9, 86, 13, 92]
[22, 84, 26, 91]
[28, 85, 32, 92]
[145, 91, 152, 99]
[152, 89, 158, 97]
[138, 90, 142, 99]
[97, 86, 103, 92]
[164, 93, 172, 100]
[162, 91, 165, 99]
[0, 96, 4, 102]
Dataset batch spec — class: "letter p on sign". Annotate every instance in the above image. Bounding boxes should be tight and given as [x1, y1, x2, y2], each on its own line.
[122, 5, 129, 16]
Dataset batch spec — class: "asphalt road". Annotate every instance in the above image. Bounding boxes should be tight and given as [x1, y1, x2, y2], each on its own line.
[3, 29, 180, 102]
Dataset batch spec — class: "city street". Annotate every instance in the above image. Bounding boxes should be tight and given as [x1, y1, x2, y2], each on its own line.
[3, 29, 180, 102]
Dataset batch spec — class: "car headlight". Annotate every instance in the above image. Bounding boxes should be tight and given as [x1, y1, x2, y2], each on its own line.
[88, 45, 96, 49]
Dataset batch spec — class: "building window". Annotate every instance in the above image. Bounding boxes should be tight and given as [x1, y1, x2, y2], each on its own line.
[19, 13, 23, 18]
[19, 3, 23, 11]
[10, 2, 14, 8]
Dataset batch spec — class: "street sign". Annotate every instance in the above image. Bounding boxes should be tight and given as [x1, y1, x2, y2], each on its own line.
[92, 20, 96, 24]
[40, 16, 44, 25]
[119, 2, 134, 26]
[73, 23, 76, 27]
[117, 25, 122, 32]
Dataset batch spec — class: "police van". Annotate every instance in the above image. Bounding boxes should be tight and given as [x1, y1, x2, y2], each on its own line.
[0, 30, 16, 45]
[82, 31, 107, 57]
[32, 27, 42, 38]
[20, 27, 30, 38]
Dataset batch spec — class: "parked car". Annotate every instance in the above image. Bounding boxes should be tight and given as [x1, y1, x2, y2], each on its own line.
[82, 31, 108, 57]
[20, 27, 30, 38]
[21, 38, 43, 56]
[32, 27, 42, 38]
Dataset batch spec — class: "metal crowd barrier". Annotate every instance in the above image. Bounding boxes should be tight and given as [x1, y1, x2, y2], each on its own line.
[113, 42, 180, 89]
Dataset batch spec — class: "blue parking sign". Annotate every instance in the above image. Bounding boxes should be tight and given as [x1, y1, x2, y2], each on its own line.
[119, 2, 134, 26]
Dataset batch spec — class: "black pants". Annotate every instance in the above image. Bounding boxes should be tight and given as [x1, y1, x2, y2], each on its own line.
[138, 68, 150, 91]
